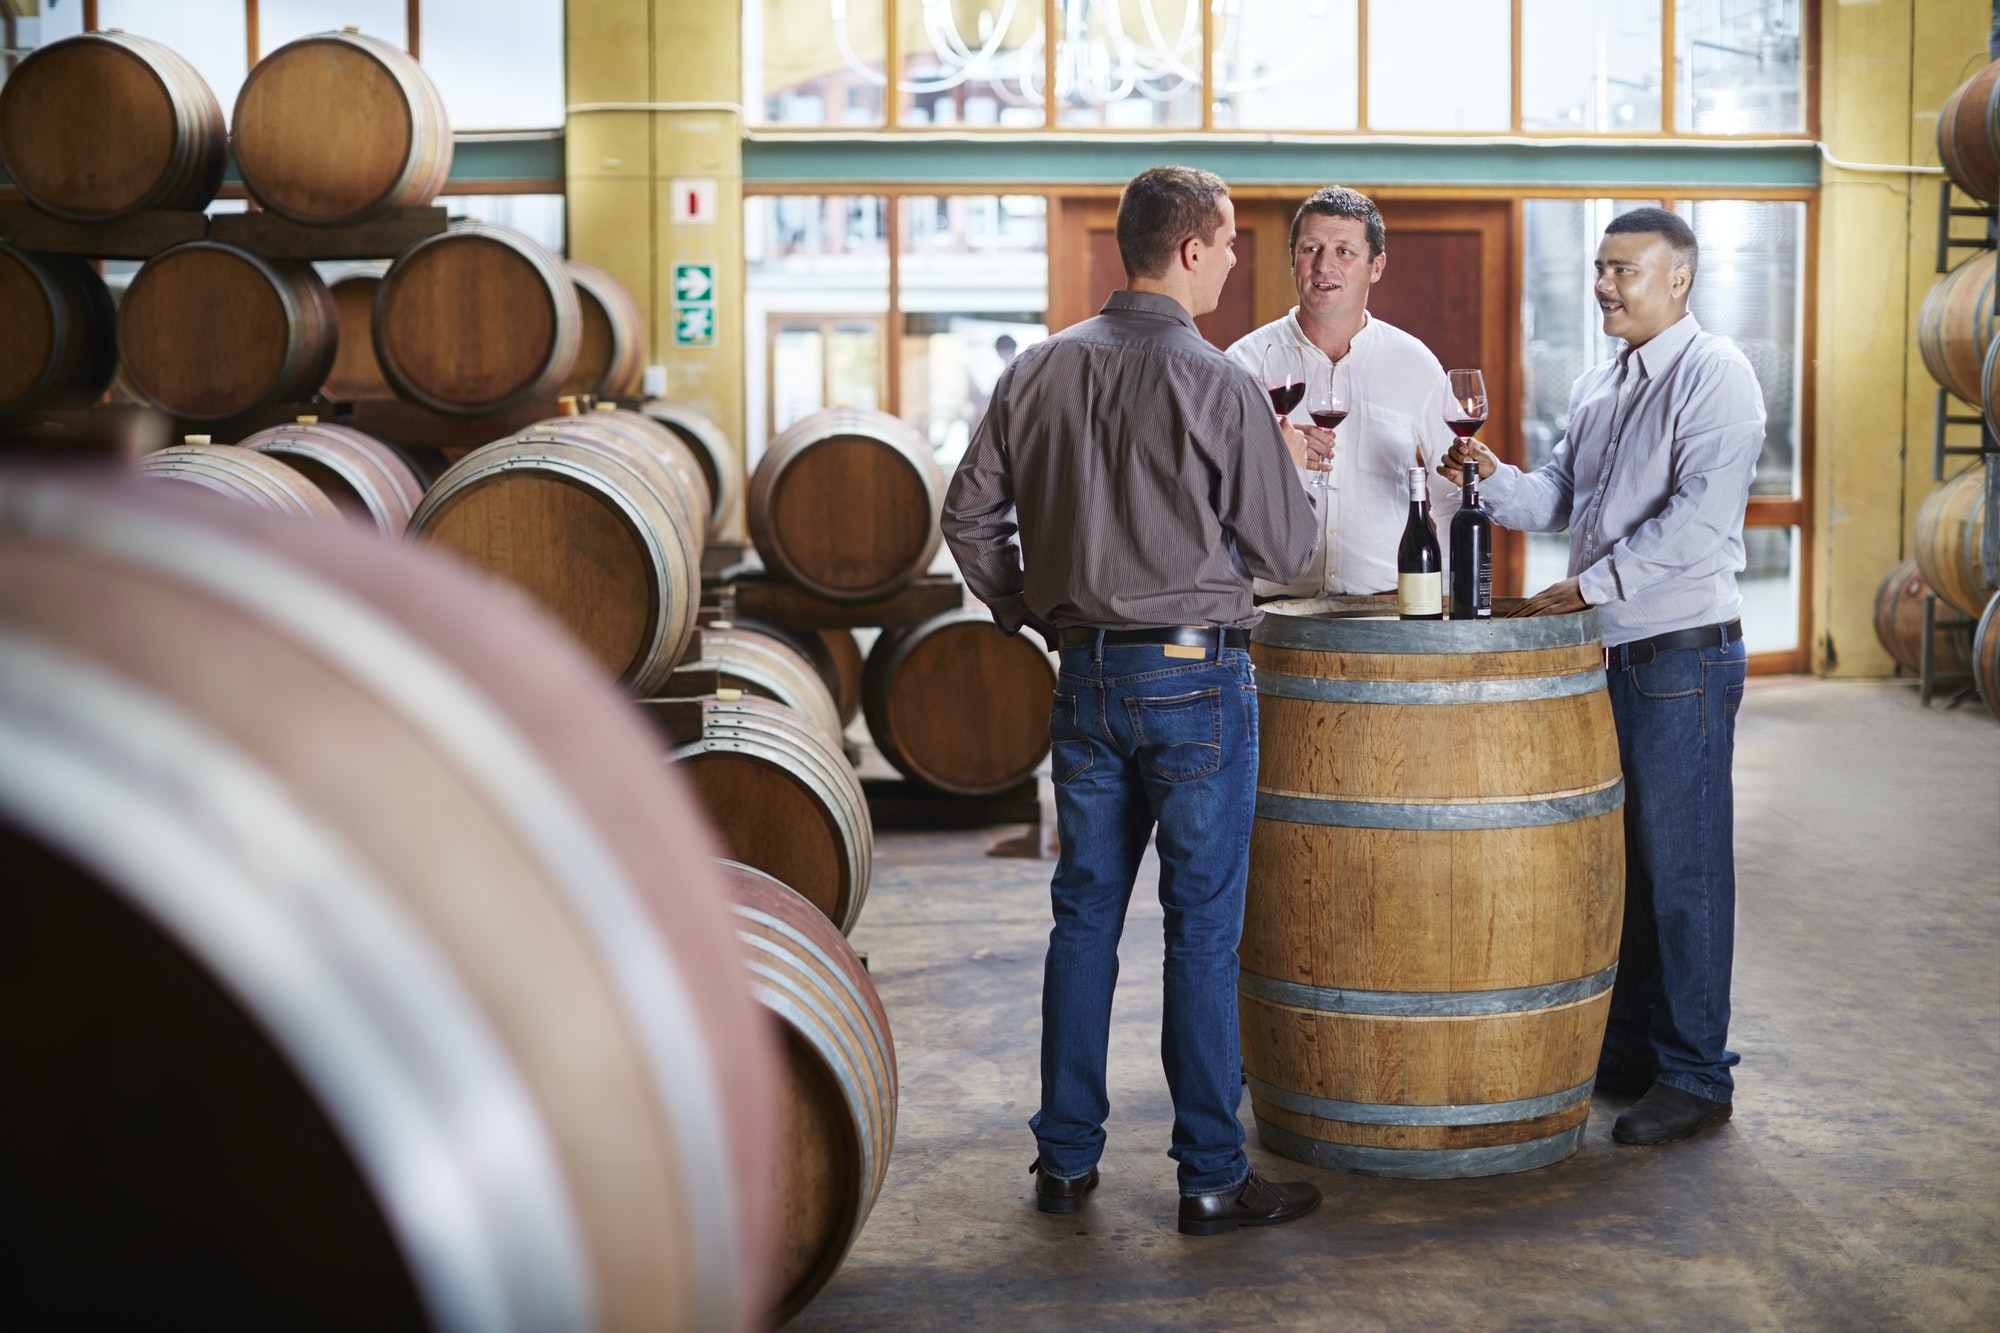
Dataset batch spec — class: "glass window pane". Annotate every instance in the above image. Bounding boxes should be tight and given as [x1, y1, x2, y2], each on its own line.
[2, 0, 85, 94]
[1740, 525, 1800, 654]
[1674, 0, 1802, 134]
[1212, 0, 1358, 131]
[1674, 199, 1803, 499]
[1366, 0, 1510, 131]
[1521, 0, 1661, 132]
[420, 0, 563, 129]
[748, 0, 886, 127]
[1055, 0, 1202, 129]
[97, 0, 248, 121]
[899, 194, 1048, 471]
[437, 194, 566, 255]
[259, 1, 407, 55]
[746, 195, 891, 461]
[899, 0, 1045, 128]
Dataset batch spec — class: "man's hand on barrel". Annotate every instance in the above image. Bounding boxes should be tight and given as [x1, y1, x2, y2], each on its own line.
[1438, 437, 1499, 486]
[1280, 419, 1336, 476]
[1507, 577, 1589, 618]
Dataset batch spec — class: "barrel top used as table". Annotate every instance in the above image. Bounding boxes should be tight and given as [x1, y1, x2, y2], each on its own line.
[1252, 598, 1602, 654]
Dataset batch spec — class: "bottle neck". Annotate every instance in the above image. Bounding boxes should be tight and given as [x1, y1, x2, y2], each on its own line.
[1406, 471, 1427, 504]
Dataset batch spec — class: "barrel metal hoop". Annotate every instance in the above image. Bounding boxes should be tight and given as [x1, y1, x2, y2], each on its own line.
[1255, 778, 1624, 829]
[1255, 668, 1607, 705]
[743, 977, 878, 1206]
[1238, 962, 1617, 1018]
[733, 904, 894, 1080]
[1245, 1073, 1597, 1126]
[1252, 608, 1600, 654]
[736, 926, 895, 1111]
[1255, 1120, 1586, 1179]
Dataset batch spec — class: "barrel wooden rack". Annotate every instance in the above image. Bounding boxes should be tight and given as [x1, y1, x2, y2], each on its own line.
[0, 201, 448, 263]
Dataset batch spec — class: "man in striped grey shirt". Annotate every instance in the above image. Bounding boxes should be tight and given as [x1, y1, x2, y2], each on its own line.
[1444, 207, 1763, 1148]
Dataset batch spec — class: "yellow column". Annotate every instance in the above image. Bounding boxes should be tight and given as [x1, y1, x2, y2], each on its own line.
[1816, 0, 1988, 676]
[567, 0, 747, 537]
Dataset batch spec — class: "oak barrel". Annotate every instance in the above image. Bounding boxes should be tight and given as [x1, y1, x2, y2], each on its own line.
[1873, 559, 1973, 675]
[717, 860, 896, 1325]
[572, 404, 715, 533]
[138, 443, 344, 521]
[1914, 465, 1993, 619]
[822, 629, 866, 727]
[680, 622, 847, 750]
[864, 608, 1055, 796]
[670, 693, 872, 934]
[645, 400, 744, 540]
[1975, 593, 2000, 722]
[0, 241, 118, 418]
[324, 265, 395, 400]
[232, 29, 452, 225]
[237, 420, 425, 536]
[562, 261, 647, 398]
[0, 473, 777, 1330]
[1918, 251, 1997, 407]
[721, 617, 853, 728]
[118, 242, 339, 421]
[408, 424, 704, 692]
[748, 407, 944, 600]
[1939, 58, 2000, 203]
[1241, 601, 1624, 1178]
[374, 220, 581, 415]
[0, 31, 226, 221]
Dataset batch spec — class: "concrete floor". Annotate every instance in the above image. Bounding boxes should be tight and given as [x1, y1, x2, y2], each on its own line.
[797, 679, 1999, 1332]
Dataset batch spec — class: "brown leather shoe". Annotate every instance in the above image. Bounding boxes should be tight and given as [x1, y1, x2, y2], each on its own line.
[1612, 1082, 1732, 1145]
[1178, 1169, 1321, 1236]
[1029, 1158, 1099, 1214]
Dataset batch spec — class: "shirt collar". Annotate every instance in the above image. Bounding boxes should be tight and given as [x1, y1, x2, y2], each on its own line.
[1283, 308, 1372, 363]
[1102, 289, 1198, 330]
[1622, 311, 1700, 378]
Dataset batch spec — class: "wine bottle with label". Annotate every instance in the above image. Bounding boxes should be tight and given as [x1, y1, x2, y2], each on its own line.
[1397, 467, 1443, 620]
[1449, 467, 1493, 619]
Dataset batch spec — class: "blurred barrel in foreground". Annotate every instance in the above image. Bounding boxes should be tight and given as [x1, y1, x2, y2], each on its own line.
[0, 31, 226, 221]
[118, 242, 338, 421]
[1914, 465, 1993, 619]
[409, 419, 705, 691]
[645, 401, 743, 540]
[1939, 58, 2000, 203]
[1976, 594, 2000, 721]
[138, 443, 343, 521]
[0, 241, 118, 418]
[1873, 559, 1972, 675]
[669, 693, 871, 934]
[232, 29, 451, 226]
[374, 221, 580, 415]
[749, 408, 944, 601]
[1918, 252, 1997, 407]
[0, 473, 777, 1331]
[237, 420, 425, 535]
[718, 861, 896, 1326]
[864, 608, 1054, 796]
[562, 261, 646, 398]
[324, 265, 395, 400]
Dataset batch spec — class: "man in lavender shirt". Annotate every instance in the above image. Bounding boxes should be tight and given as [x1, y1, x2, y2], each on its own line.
[1443, 208, 1763, 1147]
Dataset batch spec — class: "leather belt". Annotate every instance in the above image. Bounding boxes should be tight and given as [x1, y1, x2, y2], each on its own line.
[1058, 625, 1249, 655]
[1603, 619, 1742, 671]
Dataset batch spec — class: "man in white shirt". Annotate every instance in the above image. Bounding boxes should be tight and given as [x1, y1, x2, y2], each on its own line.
[1226, 187, 1460, 598]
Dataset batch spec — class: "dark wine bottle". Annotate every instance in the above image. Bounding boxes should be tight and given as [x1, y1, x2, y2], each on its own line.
[1449, 467, 1493, 620]
[1397, 467, 1443, 620]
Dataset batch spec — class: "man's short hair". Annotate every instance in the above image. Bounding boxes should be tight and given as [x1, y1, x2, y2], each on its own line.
[1290, 186, 1386, 259]
[1116, 166, 1230, 281]
[1603, 207, 1700, 285]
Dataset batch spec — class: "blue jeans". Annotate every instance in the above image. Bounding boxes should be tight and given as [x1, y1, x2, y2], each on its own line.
[1030, 641, 1258, 1197]
[1599, 639, 1748, 1103]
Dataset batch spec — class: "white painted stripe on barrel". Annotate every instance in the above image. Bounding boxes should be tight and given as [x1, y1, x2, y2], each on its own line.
[1255, 778, 1624, 829]
[1255, 1120, 1587, 1179]
[1245, 1073, 1596, 1126]
[1255, 668, 1607, 705]
[1238, 963, 1618, 1018]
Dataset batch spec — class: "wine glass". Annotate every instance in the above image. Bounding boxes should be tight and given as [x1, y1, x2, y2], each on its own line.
[1304, 383, 1346, 491]
[1444, 368, 1487, 479]
[1261, 343, 1308, 422]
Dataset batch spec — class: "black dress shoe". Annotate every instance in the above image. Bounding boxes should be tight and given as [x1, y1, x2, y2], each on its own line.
[1029, 1158, 1099, 1214]
[1612, 1082, 1732, 1145]
[1177, 1169, 1321, 1236]
[1593, 1067, 1657, 1098]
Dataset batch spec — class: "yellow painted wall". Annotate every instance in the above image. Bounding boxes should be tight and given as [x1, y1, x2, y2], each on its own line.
[567, 0, 748, 537]
[1816, 0, 1989, 675]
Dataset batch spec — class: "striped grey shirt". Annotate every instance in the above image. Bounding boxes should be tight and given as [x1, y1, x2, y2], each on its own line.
[942, 290, 1318, 633]
[1480, 313, 1765, 647]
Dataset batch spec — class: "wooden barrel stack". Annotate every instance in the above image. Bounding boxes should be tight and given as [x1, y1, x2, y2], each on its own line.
[717, 861, 896, 1324]
[681, 621, 847, 748]
[138, 440, 345, 521]
[1919, 251, 1997, 415]
[1914, 465, 1992, 621]
[864, 608, 1055, 797]
[0, 472, 779, 1330]
[1874, 559, 1973, 675]
[646, 400, 745, 541]
[563, 260, 648, 399]
[323, 266, 395, 401]
[1241, 602, 1624, 1178]
[0, 240, 118, 418]
[237, 419, 426, 535]
[1939, 58, 2000, 205]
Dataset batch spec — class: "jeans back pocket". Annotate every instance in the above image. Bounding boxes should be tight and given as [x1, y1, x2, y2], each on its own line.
[1124, 687, 1223, 782]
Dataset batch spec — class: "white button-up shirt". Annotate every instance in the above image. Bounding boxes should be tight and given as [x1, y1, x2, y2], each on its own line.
[1480, 313, 1765, 647]
[1227, 310, 1460, 598]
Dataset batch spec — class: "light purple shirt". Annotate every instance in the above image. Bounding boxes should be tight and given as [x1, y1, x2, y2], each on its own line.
[1480, 313, 1765, 647]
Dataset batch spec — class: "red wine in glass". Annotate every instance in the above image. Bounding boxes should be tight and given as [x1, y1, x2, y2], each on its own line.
[1310, 407, 1348, 429]
[1446, 368, 1488, 441]
[1269, 382, 1306, 416]
[1446, 413, 1485, 437]
[1262, 343, 1310, 420]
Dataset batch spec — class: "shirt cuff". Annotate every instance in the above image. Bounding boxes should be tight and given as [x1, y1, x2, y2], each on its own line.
[1577, 558, 1618, 606]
